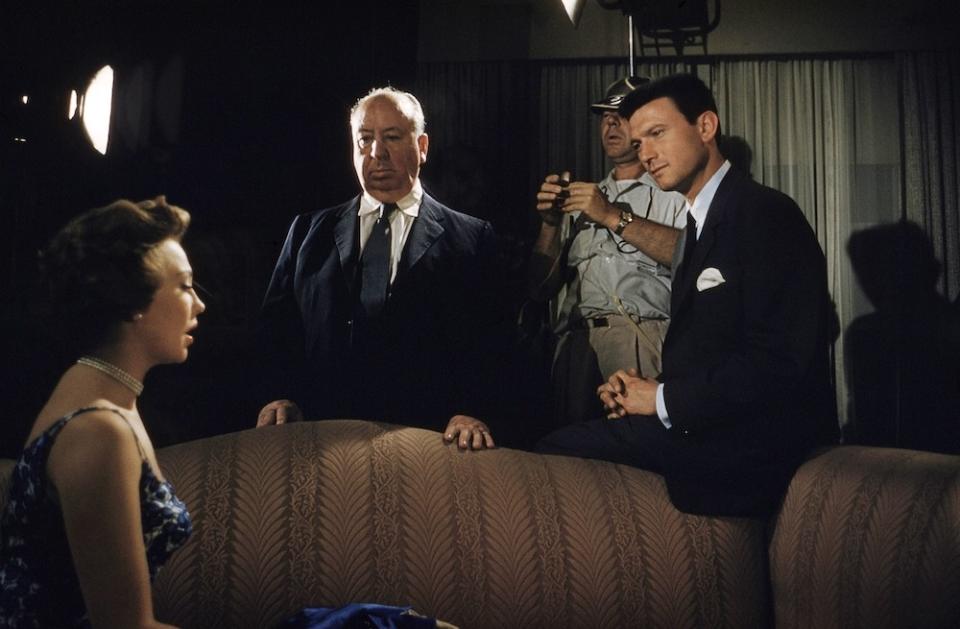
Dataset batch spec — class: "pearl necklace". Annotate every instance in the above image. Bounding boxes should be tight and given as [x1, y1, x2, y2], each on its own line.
[76, 356, 144, 397]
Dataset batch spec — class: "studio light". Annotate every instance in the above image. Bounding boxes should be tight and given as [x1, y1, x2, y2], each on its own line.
[591, 0, 721, 56]
[62, 55, 183, 156]
[68, 90, 78, 120]
[81, 65, 114, 155]
[562, 0, 588, 26]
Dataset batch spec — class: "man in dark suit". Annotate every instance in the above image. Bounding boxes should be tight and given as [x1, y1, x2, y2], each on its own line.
[537, 74, 838, 516]
[255, 87, 501, 450]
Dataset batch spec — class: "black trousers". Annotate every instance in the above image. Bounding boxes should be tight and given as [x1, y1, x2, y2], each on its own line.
[537, 412, 808, 518]
[535, 413, 674, 474]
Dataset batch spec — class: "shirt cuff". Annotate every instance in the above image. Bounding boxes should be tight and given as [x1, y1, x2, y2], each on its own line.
[656, 383, 672, 429]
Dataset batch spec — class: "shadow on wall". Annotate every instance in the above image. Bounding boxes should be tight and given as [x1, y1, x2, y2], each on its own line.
[421, 143, 532, 317]
[719, 135, 753, 180]
[844, 220, 960, 454]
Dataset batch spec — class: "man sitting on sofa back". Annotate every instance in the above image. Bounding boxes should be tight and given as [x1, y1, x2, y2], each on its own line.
[536, 74, 839, 517]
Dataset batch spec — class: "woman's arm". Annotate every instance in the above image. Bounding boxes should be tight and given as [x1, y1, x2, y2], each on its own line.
[48, 410, 177, 629]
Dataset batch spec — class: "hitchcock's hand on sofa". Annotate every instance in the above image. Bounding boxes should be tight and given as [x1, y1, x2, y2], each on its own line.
[444, 415, 496, 450]
[256, 399, 304, 427]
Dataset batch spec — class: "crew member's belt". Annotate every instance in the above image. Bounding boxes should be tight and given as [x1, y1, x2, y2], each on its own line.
[575, 314, 654, 329]
[576, 316, 610, 329]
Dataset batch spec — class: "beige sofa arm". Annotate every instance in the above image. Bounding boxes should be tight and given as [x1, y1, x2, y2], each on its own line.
[770, 446, 960, 629]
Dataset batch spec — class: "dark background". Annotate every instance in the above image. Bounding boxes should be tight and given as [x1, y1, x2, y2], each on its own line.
[5, 4, 956, 457]
[0, 2, 512, 454]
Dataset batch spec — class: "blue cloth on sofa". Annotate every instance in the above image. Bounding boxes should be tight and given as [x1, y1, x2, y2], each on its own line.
[277, 603, 439, 629]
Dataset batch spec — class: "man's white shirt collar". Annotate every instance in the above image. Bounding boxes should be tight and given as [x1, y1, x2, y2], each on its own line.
[686, 160, 731, 239]
[639, 171, 660, 188]
[359, 179, 423, 218]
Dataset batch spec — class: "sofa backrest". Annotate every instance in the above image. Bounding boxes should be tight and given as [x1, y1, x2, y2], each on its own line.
[3, 423, 960, 629]
[770, 446, 960, 629]
[148, 421, 769, 629]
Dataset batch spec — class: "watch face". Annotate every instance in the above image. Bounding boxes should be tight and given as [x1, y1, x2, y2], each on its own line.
[615, 211, 632, 234]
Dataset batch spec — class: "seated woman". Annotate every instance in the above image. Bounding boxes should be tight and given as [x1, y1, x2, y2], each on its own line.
[0, 197, 205, 628]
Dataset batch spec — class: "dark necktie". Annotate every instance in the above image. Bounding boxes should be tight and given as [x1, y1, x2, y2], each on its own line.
[359, 203, 397, 318]
[680, 213, 698, 280]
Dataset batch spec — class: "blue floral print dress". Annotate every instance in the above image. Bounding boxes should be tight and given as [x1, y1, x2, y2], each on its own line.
[0, 407, 192, 628]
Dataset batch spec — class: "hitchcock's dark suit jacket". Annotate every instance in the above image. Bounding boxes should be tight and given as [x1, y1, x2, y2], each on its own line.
[659, 167, 838, 516]
[259, 192, 501, 429]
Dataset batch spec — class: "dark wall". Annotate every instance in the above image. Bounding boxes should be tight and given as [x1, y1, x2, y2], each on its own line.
[0, 2, 422, 453]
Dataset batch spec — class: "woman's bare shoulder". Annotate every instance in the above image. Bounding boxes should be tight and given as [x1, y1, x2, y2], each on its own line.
[46, 406, 142, 490]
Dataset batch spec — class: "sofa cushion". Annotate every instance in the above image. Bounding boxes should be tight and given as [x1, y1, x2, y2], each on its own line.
[770, 446, 960, 629]
[152, 420, 768, 629]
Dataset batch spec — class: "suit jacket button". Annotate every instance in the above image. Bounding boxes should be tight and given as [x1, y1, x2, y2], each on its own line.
[346, 319, 353, 326]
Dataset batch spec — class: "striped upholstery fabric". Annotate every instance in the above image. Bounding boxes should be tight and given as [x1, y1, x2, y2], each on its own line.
[4, 425, 960, 628]
[150, 421, 768, 629]
[770, 446, 960, 629]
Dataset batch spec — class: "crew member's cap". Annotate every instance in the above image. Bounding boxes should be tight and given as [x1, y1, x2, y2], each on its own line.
[590, 76, 649, 114]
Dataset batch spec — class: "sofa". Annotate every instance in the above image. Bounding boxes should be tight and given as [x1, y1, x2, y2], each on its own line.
[2, 420, 959, 628]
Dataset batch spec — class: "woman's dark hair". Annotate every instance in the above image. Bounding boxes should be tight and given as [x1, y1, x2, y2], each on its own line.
[40, 196, 191, 353]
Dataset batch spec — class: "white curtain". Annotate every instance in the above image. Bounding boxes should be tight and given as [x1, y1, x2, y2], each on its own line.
[417, 52, 957, 431]
[708, 58, 902, 429]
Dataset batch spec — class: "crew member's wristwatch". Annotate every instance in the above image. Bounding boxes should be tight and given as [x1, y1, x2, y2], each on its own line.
[613, 209, 635, 235]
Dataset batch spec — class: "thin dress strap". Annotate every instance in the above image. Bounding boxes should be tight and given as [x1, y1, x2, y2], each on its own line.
[63, 406, 148, 461]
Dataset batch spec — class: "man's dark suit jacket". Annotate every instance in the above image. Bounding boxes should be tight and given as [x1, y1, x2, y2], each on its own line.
[660, 167, 838, 516]
[259, 192, 501, 429]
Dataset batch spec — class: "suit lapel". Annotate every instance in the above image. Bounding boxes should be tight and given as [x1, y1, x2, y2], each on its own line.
[672, 223, 715, 316]
[394, 193, 445, 290]
[671, 170, 742, 316]
[333, 196, 361, 295]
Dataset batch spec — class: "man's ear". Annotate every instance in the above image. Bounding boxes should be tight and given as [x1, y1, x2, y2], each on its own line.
[418, 133, 429, 164]
[697, 111, 720, 143]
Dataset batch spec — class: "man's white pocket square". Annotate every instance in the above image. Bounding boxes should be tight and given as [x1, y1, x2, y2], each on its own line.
[696, 267, 725, 291]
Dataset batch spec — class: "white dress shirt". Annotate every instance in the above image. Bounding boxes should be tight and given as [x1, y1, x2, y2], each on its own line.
[357, 180, 423, 284]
